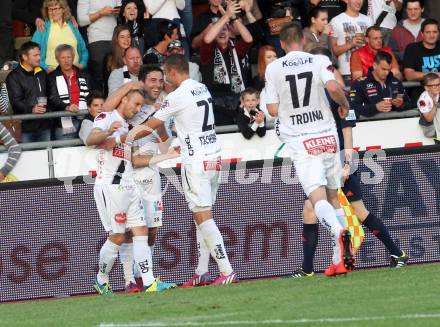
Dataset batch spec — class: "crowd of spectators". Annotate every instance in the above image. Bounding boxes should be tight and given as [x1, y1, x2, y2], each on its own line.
[0, 0, 439, 147]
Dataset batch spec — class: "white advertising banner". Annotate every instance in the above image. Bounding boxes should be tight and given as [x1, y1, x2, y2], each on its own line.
[0, 150, 49, 182]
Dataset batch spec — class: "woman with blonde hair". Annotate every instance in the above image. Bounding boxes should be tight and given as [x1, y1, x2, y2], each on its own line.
[32, 0, 88, 72]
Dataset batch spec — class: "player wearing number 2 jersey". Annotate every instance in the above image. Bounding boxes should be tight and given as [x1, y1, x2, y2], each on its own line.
[265, 23, 355, 276]
[124, 54, 237, 286]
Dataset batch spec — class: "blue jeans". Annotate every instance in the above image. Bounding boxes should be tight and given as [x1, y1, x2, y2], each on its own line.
[21, 129, 51, 143]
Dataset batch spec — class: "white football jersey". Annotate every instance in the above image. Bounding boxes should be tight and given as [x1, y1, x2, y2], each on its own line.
[93, 110, 134, 185]
[154, 79, 221, 164]
[265, 52, 337, 142]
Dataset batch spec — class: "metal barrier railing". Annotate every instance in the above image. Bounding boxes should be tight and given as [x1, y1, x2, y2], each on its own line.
[0, 80, 422, 153]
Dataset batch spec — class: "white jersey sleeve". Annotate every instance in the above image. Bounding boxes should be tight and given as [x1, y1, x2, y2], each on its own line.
[264, 62, 280, 105]
[418, 91, 435, 114]
[93, 112, 112, 131]
[316, 55, 336, 86]
[153, 95, 184, 122]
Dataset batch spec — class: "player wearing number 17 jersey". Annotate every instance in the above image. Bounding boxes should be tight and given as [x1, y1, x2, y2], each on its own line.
[265, 23, 355, 275]
[124, 54, 237, 286]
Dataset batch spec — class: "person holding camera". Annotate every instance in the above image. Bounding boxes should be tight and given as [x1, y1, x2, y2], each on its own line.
[237, 87, 266, 139]
[200, 0, 253, 126]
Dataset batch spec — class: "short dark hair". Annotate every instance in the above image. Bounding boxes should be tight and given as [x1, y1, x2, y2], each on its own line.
[164, 54, 189, 74]
[308, 6, 328, 27]
[86, 90, 105, 107]
[421, 18, 439, 33]
[374, 51, 392, 65]
[279, 22, 303, 46]
[240, 87, 259, 99]
[156, 20, 178, 43]
[366, 25, 381, 37]
[19, 41, 40, 61]
[405, 0, 424, 9]
[422, 72, 440, 86]
[139, 64, 163, 82]
[310, 46, 332, 60]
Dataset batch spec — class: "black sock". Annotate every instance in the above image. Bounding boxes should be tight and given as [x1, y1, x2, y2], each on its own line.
[363, 213, 401, 256]
[302, 224, 318, 274]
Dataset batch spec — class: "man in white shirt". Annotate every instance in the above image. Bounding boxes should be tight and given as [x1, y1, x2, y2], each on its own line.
[77, 0, 121, 89]
[330, 0, 373, 83]
[86, 88, 176, 294]
[265, 22, 355, 276]
[124, 54, 238, 286]
[365, 0, 402, 45]
[108, 47, 142, 95]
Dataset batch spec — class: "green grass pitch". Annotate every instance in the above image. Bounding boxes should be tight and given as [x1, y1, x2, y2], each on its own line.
[1, 263, 440, 327]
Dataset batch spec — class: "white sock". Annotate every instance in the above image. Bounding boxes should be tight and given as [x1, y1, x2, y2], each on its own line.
[314, 200, 344, 265]
[198, 219, 233, 275]
[195, 221, 210, 276]
[119, 242, 135, 285]
[97, 239, 120, 285]
[132, 236, 155, 287]
[334, 208, 346, 227]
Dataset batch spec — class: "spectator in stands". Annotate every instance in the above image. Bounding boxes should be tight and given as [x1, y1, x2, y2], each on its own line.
[47, 44, 91, 140]
[350, 26, 401, 81]
[390, 0, 424, 63]
[6, 42, 50, 143]
[350, 51, 411, 118]
[108, 47, 142, 94]
[308, 0, 344, 21]
[254, 45, 278, 124]
[330, 0, 372, 84]
[118, 1, 147, 54]
[104, 25, 132, 94]
[77, 0, 122, 90]
[144, 21, 179, 66]
[303, 6, 332, 53]
[237, 87, 266, 139]
[0, 122, 22, 182]
[253, 45, 277, 91]
[191, 0, 222, 50]
[79, 90, 105, 144]
[167, 40, 201, 81]
[417, 73, 440, 140]
[403, 17, 440, 137]
[200, 1, 253, 125]
[180, 0, 193, 47]
[364, 0, 402, 45]
[13, 0, 78, 33]
[0, 84, 9, 114]
[32, 0, 88, 72]
[0, 0, 13, 67]
[143, 0, 187, 55]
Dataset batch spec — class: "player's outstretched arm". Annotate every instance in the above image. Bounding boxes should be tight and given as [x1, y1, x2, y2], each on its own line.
[122, 117, 164, 143]
[102, 81, 144, 112]
[266, 103, 279, 118]
[86, 125, 119, 146]
[132, 146, 179, 168]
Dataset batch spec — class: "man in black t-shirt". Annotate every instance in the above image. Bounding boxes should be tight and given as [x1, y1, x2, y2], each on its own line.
[191, 0, 223, 50]
[403, 18, 440, 136]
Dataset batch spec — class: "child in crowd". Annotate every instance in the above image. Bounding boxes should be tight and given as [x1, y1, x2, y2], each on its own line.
[79, 90, 105, 145]
[417, 73, 440, 142]
[236, 87, 266, 140]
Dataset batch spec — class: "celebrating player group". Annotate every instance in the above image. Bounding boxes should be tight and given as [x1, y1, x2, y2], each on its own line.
[87, 23, 408, 295]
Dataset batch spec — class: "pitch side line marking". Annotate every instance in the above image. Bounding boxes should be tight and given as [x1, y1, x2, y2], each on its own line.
[99, 313, 440, 327]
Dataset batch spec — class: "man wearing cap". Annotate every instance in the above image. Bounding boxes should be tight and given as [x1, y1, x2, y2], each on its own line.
[167, 39, 201, 82]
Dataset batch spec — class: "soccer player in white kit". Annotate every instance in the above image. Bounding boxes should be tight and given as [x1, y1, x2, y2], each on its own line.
[124, 54, 237, 286]
[86, 89, 176, 294]
[265, 23, 355, 276]
[103, 66, 179, 291]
